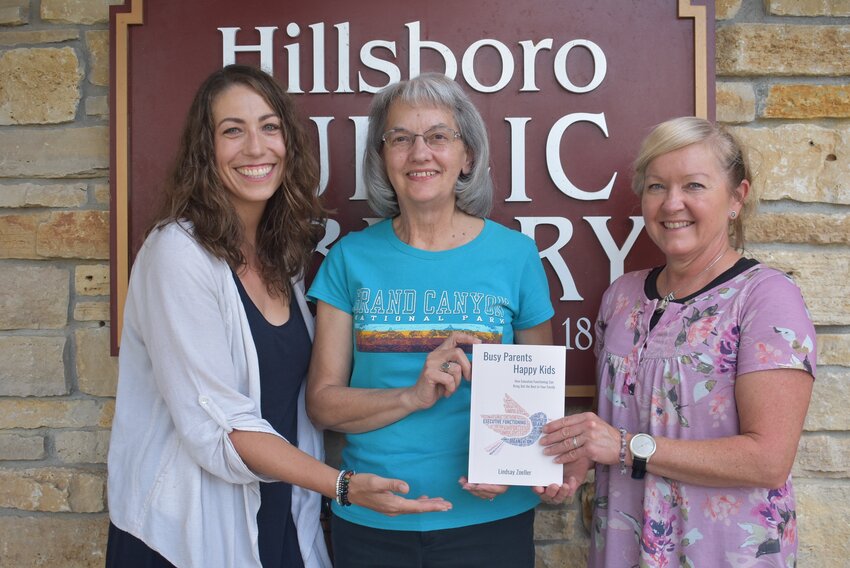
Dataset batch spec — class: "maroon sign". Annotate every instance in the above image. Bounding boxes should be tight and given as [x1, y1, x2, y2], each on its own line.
[110, 0, 715, 397]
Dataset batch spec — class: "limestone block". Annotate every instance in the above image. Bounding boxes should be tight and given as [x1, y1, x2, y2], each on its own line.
[818, 333, 850, 366]
[86, 95, 108, 117]
[717, 24, 850, 76]
[40, 0, 119, 24]
[0, 515, 108, 568]
[716, 81, 755, 123]
[0, 182, 87, 208]
[746, 246, 850, 326]
[93, 182, 109, 206]
[796, 482, 850, 566]
[37, 210, 109, 259]
[730, 124, 849, 204]
[764, 84, 850, 119]
[85, 29, 108, 86]
[0, 47, 81, 125]
[74, 300, 109, 322]
[75, 263, 109, 295]
[0, 125, 108, 178]
[0, 264, 68, 329]
[0, 29, 79, 45]
[534, 542, 589, 568]
[75, 326, 118, 396]
[767, 0, 850, 16]
[100, 399, 115, 427]
[0, 212, 39, 257]
[804, 367, 850, 431]
[0, 433, 46, 460]
[716, 0, 743, 20]
[54, 430, 110, 464]
[794, 434, 850, 478]
[0, 467, 105, 512]
[0, 0, 28, 25]
[0, 399, 108, 429]
[748, 212, 850, 245]
[0, 335, 66, 396]
[534, 506, 575, 540]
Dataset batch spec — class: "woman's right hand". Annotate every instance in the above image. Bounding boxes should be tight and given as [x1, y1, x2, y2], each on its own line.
[406, 332, 481, 410]
[347, 473, 452, 516]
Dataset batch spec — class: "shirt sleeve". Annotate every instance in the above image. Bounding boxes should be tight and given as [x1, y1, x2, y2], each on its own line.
[513, 236, 555, 330]
[307, 238, 354, 314]
[736, 270, 817, 379]
[127, 227, 280, 484]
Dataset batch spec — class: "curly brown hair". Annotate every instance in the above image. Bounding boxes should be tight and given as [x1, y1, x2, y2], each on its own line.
[152, 64, 327, 300]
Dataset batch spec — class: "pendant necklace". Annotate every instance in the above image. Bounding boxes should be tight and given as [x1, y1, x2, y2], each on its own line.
[656, 248, 729, 313]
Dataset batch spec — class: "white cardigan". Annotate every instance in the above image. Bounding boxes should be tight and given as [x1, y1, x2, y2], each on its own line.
[107, 221, 331, 568]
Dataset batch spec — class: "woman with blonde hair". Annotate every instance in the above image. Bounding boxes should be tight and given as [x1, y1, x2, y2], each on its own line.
[541, 117, 816, 567]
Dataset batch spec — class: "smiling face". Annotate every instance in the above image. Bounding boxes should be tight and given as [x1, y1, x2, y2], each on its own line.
[213, 84, 286, 220]
[382, 101, 471, 214]
[640, 142, 748, 263]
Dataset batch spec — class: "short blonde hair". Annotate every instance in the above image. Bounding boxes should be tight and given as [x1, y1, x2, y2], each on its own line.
[632, 117, 756, 250]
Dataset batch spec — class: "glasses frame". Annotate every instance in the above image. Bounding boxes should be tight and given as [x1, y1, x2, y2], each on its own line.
[381, 126, 462, 151]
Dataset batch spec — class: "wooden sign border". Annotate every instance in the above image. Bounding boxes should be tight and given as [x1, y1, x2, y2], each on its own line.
[109, 0, 713, 399]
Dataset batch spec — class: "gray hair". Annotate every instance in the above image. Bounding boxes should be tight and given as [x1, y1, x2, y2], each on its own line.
[363, 73, 493, 218]
[632, 116, 756, 250]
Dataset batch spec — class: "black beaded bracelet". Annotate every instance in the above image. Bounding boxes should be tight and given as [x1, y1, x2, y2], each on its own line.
[336, 469, 355, 506]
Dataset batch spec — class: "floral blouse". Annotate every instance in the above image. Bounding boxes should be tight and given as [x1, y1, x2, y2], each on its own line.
[590, 264, 816, 568]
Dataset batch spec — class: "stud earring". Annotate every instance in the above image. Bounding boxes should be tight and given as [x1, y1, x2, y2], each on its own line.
[729, 211, 737, 219]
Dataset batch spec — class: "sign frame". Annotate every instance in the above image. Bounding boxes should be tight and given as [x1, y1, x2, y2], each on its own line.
[109, 0, 715, 399]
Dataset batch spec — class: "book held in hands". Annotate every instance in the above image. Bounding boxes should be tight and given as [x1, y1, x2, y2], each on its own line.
[467, 343, 566, 487]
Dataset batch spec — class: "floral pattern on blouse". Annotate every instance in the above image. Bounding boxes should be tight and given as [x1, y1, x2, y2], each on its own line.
[589, 265, 815, 568]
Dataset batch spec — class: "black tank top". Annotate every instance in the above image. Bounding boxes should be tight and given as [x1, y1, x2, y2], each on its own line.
[233, 272, 310, 568]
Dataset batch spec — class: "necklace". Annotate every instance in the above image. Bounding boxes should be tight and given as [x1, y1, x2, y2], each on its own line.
[655, 249, 729, 313]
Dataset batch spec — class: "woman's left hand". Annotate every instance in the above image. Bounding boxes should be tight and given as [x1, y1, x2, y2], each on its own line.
[539, 412, 621, 466]
[458, 476, 510, 501]
[533, 457, 593, 504]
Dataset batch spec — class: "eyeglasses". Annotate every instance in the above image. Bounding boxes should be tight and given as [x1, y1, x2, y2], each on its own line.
[381, 126, 462, 151]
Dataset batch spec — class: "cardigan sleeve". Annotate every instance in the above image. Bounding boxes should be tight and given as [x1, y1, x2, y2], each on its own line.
[126, 224, 281, 484]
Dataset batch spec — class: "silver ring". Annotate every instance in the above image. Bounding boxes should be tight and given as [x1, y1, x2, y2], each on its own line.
[572, 436, 579, 448]
[440, 361, 453, 373]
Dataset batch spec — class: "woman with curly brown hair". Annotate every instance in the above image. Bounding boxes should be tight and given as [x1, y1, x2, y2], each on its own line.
[105, 65, 450, 568]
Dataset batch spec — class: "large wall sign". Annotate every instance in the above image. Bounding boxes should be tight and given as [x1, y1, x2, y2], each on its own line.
[110, 0, 714, 398]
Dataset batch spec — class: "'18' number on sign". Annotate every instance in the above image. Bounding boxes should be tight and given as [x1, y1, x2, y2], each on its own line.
[563, 317, 593, 350]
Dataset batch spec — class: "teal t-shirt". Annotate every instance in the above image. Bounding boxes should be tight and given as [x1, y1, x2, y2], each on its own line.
[307, 218, 554, 531]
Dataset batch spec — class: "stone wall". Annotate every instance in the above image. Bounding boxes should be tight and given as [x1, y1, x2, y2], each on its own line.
[0, 1, 847, 566]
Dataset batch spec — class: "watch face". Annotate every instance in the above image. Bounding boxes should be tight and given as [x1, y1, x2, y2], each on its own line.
[631, 434, 656, 458]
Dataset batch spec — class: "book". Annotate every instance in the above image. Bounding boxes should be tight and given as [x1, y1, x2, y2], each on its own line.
[467, 343, 566, 486]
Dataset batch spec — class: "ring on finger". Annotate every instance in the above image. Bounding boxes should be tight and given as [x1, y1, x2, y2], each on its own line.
[440, 361, 453, 373]
[572, 435, 579, 448]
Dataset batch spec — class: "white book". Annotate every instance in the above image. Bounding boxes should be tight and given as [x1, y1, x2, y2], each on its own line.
[467, 343, 566, 486]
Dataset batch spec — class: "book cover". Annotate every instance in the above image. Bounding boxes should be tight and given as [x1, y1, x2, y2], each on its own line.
[467, 343, 566, 486]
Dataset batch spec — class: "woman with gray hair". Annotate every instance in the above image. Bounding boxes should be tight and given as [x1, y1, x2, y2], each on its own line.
[306, 73, 567, 567]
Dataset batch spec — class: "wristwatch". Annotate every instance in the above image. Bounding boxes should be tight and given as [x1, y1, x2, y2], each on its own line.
[629, 433, 656, 480]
